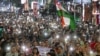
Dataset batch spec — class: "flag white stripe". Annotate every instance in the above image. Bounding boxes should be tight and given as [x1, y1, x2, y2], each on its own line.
[63, 17, 70, 26]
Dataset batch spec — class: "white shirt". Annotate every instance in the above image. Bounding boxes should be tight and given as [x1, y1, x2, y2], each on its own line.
[6, 52, 18, 56]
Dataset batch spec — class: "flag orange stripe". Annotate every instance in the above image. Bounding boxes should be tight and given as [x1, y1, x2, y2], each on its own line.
[61, 16, 66, 28]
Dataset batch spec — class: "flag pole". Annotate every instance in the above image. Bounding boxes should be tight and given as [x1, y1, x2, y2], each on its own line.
[73, 0, 76, 23]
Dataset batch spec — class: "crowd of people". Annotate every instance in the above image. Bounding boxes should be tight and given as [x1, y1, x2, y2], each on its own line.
[0, 13, 100, 56]
[0, 31, 100, 56]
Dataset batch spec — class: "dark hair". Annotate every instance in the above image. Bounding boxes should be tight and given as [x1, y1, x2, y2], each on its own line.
[50, 49, 55, 53]
[56, 46, 63, 50]
[32, 47, 39, 55]
[47, 52, 56, 56]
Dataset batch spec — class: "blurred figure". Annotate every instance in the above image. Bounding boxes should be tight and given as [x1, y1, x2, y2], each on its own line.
[0, 47, 3, 56]
[25, 42, 32, 56]
[32, 47, 40, 56]
[83, 43, 91, 56]
[47, 52, 51, 56]
[6, 47, 19, 56]
[44, 40, 49, 47]
[40, 41, 46, 47]
[48, 49, 56, 56]
[95, 43, 100, 56]
[55, 46, 66, 56]
[33, 41, 38, 47]
[47, 52, 56, 56]
[74, 46, 84, 56]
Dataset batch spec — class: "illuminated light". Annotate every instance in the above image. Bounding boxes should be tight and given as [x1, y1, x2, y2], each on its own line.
[44, 32, 48, 36]
[50, 23, 59, 29]
[69, 46, 74, 52]
[82, 34, 86, 37]
[42, 30, 50, 37]
[66, 35, 70, 39]
[16, 29, 21, 34]
[90, 50, 94, 54]
[73, 35, 77, 39]
[89, 26, 93, 29]
[6, 46, 11, 51]
[18, 31, 21, 34]
[5, 19, 9, 23]
[99, 1, 100, 4]
[56, 35, 60, 39]
[21, 45, 29, 52]
[97, 29, 100, 33]
[65, 35, 70, 43]
[25, 48, 29, 52]
[88, 40, 91, 43]
[22, 45, 26, 50]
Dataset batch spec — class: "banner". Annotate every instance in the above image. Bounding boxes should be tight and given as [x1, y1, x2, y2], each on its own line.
[31, 1, 39, 17]
[74, 0, 91, 4]
[31, 1, 38, 9]
[36, 46, 51, 56]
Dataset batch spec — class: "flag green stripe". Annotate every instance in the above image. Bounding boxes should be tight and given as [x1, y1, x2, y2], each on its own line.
[57, 10, 76, 30]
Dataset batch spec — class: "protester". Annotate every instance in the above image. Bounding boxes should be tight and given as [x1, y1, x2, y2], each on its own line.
[0, 13, 100, 56]
[55, 46, 66, 56]
[6, 47, 19, 56]
[32, 47, 40, 56]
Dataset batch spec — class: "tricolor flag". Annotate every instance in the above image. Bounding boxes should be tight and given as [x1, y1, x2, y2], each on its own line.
[55, 1, 76, 30]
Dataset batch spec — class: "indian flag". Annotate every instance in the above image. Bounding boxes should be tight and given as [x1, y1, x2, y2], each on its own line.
[56, 1, 76, 30]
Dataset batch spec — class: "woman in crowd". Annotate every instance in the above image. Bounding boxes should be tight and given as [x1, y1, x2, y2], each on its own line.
[32, 47, 40, 56]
